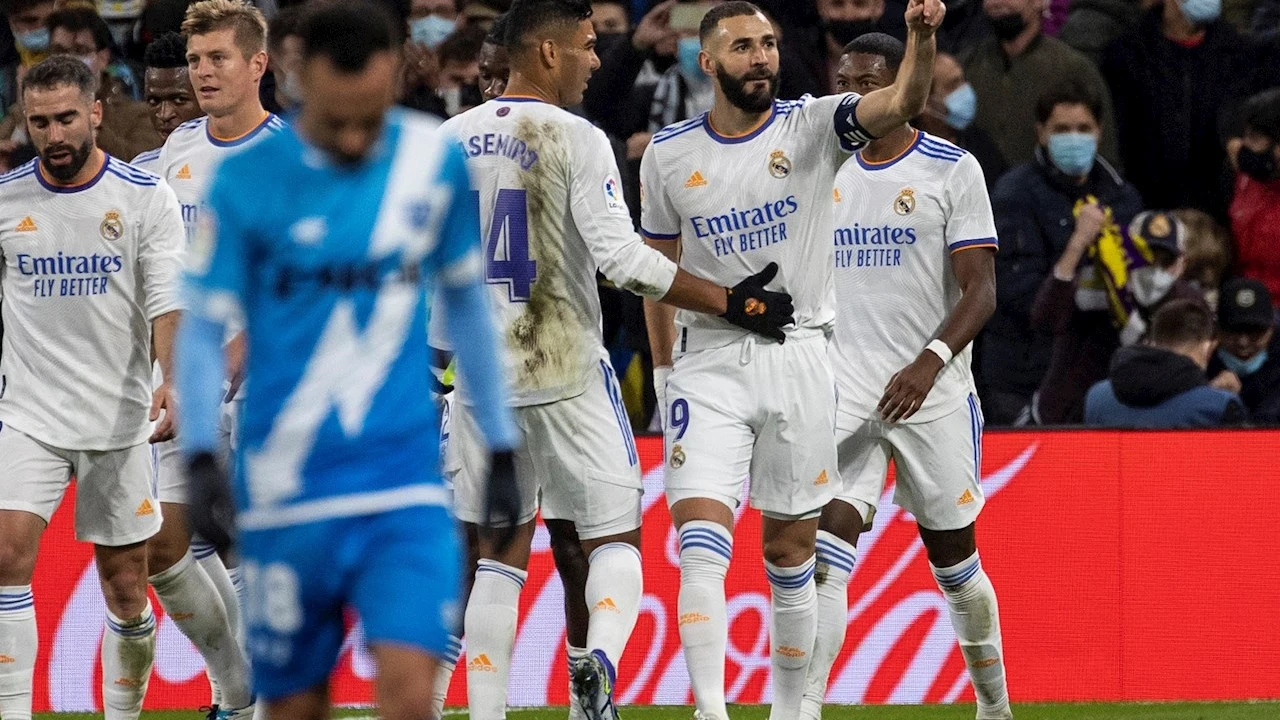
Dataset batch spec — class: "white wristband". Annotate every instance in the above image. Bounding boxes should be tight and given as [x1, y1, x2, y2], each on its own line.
[925, 339, 953, 365]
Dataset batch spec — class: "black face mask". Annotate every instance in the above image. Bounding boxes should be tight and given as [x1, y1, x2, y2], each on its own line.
[824, 18, 880, 47]
[988, 12, 1027, 40]
[1238, 144, 1279, 181]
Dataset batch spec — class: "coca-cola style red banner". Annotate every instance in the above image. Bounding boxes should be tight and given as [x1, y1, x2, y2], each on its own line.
[28, 431, 1280, 711]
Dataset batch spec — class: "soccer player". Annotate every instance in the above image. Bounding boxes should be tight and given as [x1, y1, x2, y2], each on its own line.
[478, 13, 510, 102]
[802, 34, 1008, 720]
[440, 2, 795, 719]
[176, 2, 522, 719]
[0, 56, 183, 720]
[148, 2, 283, 713]
[132, 31, 205, 171]
[639, 2, 944, 719]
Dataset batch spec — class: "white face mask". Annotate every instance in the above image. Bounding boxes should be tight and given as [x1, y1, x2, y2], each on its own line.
[1130, 266, 1178, 307]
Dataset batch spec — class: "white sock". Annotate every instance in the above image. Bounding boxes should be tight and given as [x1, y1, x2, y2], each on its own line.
[150, 551, 251, 709]
[566, 644, 587, 720]
[102, 602, 156, 720]
[677, 521, 732, 720]
[430, 634, 462, 719]
[0, 586, 36, 720]
[802, 532, 856, 720]
[464, 560, 526, 720]
[584, 542, 642, 666]
[766, 556, 817, 720]
[194, 544, 245, 653]
[931, 552, 1010, 719]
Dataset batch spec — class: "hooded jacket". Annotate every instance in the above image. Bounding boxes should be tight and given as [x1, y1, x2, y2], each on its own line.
[1084, 345, 1246, 427]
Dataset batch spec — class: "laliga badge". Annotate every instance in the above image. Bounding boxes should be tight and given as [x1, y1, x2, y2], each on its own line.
[894, 188, 916, 216]
[100, 210, 124, 241]
[670, 444, 686, 469]
[768, 150, 792, 179]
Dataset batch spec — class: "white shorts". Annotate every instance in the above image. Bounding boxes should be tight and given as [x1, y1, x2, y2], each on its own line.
[155, 397, 240, 505]
[449, 357, 642, 541]
[0, 423, 162, 546]
[836, 393, 986, 531]
[662, 332, 838, 519]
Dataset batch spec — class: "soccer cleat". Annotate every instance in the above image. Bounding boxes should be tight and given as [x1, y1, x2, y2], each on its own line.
[211, 702, 256, 719]
[571, 649, 618, 720]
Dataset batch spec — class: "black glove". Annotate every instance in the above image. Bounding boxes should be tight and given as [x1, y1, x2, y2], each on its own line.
[720, 262, 795, 343]
[186, 451, 237, 557]
[482, 449, 522, 554]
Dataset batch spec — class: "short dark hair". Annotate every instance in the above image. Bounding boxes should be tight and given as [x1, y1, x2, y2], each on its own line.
[439, 24, 486, 66]
[300, 0, 399, 73]
[7, 0, 53, 17]
[1241, 87, 1280, 143]
[144, 31, 188, 69]
[1034, 79, 1102, 125]
[22, 54, 99, 97]
[267, 3, 307, 53]
[47, 6, 114, 52]
[505, 0, 591, 52]
[485, 12, 509, 46]
[1150, 299, 1216, 347]
[699, 1, 763, 41]
[842, 32, 905, 74]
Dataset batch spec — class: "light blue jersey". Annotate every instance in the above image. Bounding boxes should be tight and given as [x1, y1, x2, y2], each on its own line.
[180, 108, 517, 532]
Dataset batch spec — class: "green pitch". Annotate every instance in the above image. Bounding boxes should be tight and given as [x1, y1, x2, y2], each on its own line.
[35, 703, 1280, 720]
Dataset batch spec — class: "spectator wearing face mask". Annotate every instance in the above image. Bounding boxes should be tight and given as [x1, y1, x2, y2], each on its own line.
[915, 50, 1004, 190]
[1230, 88, 1280, 300]
[1085, 299, 1247, 427]
[2, 0, 56, 118]
[1102, 0, 1249, 220]
[980, 80, 1139, 424]
[1206, 277, 1280, 423]
[965, 0, 1118, 171]
[266, 3, 305, 113]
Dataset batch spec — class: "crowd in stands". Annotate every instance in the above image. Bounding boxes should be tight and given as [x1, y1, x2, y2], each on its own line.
[2, 0, 1277, 428]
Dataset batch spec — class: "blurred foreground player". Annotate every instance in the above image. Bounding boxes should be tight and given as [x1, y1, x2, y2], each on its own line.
[176, 3, 521, 720]
[802, 33, 1009, 720]
[0, 56, 184, 720]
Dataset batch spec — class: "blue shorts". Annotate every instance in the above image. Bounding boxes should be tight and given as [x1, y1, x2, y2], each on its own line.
[238, 504, 461, 700]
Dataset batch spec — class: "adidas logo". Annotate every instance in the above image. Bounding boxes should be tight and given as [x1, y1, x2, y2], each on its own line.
[467, 654, 497, 672]
[593, 597, 619, 614]
[775, 645, 807, 659]
[684, 170, 707, 188]
[833, 188, 842, 203]
[678, 612, 710, 627]
[956, 489, 975, 506]
[135, 498, 155, 516]
[814, 469, 829, 486]
[175, 164, 192, 180]
[15, 216, 37, 232]
[0, 654, 15, 663]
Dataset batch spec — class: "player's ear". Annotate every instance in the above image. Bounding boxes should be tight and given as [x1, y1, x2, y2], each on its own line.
[540, 38, 557, 70]
[90, 98, 103, 130]
[250, 50, 269, 83]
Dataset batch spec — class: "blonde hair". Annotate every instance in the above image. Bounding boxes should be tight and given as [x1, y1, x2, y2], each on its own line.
[182, 0, 268, 58]
[1172, 207, 1233, 292]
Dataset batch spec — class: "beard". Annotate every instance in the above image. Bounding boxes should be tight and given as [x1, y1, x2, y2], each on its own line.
[39, 138, 94, 183]
[716, 62, 780, 114]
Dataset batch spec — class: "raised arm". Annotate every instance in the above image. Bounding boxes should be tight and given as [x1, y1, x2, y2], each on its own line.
[852, 0, 945, 139]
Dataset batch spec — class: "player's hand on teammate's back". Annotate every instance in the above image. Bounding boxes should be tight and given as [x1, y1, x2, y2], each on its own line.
[720, 262, 796, 344]
[483, 450, 522, 553]
[149, 381, 178, 443]
[186, 451, 237, 555]
[878, 351, 946, 423]
[905, 0, 946, 35]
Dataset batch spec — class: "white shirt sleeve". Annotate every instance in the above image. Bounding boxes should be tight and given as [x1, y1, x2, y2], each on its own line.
[140, 179, 186, 320]
[638, 138, 681, 241]
[570, 127, 677, 300]
[943, 154, 999, 253]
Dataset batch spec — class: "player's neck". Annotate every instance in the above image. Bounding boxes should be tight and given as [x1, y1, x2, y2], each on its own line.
[207, 102, 268, 143]
[861, 125, 916, 164]
[708, 100, 772, 138]
[41, 147, 105, 187]
[503, 73, 560, 107]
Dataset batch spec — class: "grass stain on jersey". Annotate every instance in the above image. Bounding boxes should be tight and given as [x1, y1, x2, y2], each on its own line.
[505, 118, 589, 393]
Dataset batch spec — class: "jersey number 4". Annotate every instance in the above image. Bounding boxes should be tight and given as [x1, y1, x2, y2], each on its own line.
[476, 188, 537, 302]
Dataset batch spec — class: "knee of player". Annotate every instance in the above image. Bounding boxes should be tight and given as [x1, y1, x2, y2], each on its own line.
[0, 532, 40, 585]
[918, 522, 978, 569]
[762, 535, 816, 568]
[99, 568, 151, 617]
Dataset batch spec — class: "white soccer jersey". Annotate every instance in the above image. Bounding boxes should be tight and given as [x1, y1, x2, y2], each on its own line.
[157, 113, 284, 245]
[131, 146, 161, 172]
[440, 97, 677, 406]
[831, 131, 998, 423]
[0, 156, 184, 450]
[640, 93, 871, 348]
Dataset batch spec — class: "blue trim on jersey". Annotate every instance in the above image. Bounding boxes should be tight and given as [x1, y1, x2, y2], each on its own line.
[968, 393, 982, 484]
[35, 154, 109, 193]
[132, 148, 162, 164]
[492, 96, 548, 103]
[641, 227, 680, 241]
[950, 236, 999, 251]
[855, 131, 923, 171]
[703, 105, 777, 145]
[917, 146, 963, 163]
[920, 137, 965, 157]
[206, 112, 279, 148]
[0, 160, 36, 185]
[106, 157, 160, 185]
[601, 360, 638, 467]
[653, 115, 706, 144]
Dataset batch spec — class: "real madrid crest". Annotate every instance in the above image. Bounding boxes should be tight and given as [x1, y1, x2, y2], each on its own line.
[768, 149, 792, 179]
[670, 443, 686, 469]
[100, 210, 124, 241]
[893, 188, 916, 216]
